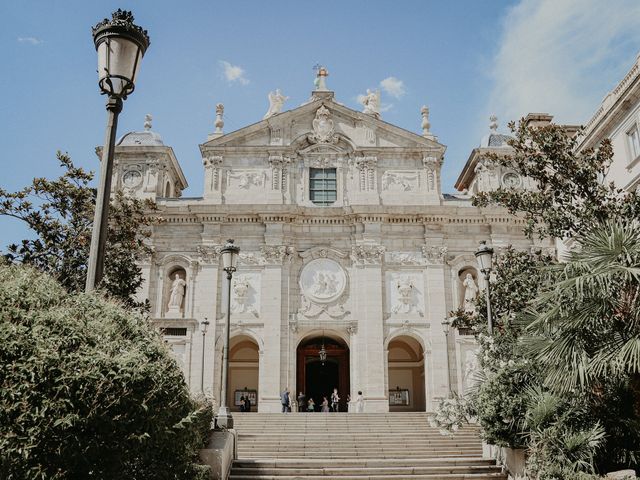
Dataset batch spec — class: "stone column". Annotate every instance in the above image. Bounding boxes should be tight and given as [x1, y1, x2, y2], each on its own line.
[203, 155, 223, 202]
[193, 245, 221, 398]
[351, 244, 388, 412]
[422, 244, 450, 404]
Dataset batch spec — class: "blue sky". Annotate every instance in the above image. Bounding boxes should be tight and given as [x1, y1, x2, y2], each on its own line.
[2, 0, 640, 250]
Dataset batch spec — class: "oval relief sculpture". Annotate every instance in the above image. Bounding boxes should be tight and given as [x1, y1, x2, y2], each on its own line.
[300, 258, 346, 304]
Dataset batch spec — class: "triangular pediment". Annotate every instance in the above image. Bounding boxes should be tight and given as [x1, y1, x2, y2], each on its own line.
[200, 94, 446, 153]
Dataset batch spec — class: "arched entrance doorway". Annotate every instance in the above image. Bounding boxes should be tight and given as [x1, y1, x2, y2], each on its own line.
[296, 334, 349, 411]
[227, 335, 259, 412]
[387, 336, 425, 411]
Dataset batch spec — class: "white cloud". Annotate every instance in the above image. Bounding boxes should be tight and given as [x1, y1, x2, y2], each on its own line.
[488, 0, 640, 126]
[219, 60, 249, 85]
[17, 36, 42, 46]
[380, 76, 406, 99]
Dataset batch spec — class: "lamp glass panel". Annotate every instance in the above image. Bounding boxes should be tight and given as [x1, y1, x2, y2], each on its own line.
[221, 250, 232, 270]
[229, 249, 238, 269]
[97, 37, 141, 95]
[476, 251, 490, 271]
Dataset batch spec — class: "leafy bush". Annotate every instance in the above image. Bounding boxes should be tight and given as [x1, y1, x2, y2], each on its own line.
[0, 264, 212, 479]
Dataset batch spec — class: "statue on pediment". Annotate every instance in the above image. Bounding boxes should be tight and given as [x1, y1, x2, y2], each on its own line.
[360, 89, 380, 116]
[263, 89, 289, 119]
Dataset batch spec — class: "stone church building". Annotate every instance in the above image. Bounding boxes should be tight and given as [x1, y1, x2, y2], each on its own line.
[110, 76, 547, 413]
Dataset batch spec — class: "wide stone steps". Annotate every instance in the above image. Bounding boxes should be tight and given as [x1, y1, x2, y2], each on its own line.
[229, 413, 504, 479]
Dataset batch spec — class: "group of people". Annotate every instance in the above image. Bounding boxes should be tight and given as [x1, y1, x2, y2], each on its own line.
[280, 388, 365, 413]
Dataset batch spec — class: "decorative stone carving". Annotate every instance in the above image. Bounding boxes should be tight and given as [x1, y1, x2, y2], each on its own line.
[355, 156, 377, 191]
[196, 245, 221, 264]
[351, 244, 386, 265]
[214, 103, 224, 135]
[382, 171, 419, 192]
[263, 89, 289, 119]
[501, 171, 521, 189]
[122, 168, 143, 189]
[308, 105, 338, 144]
[360, 89, 381, 117]
[387, 251, 421, 265]
[231, 275, 258, 317]
[463, 350, 480, 393]
[203, 155, 223, 192]
[269, 126, 283, 145]
[300, 258, 346, 304]
[421, 105, 436, 140]
[268, 155, 292, 191]
[226, 170, 267, 190]
[422, 156, 440, 192]
[167, 273, 186, 313]
[474, 157, 496, 192]
[362, 124, 376, 144]
[389, 274, 424, 316]
[462, 273, 478, 313]
[298, 258, 349, 319]
[422, 245, 448, 264]
[261, 245, 295, 264]
[346, 324, 358, 335]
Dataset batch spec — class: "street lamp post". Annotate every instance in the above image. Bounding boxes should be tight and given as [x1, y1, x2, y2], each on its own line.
[441, 318, 452, 397]
[475, 241, 495, 335]
[200, 318, 210, 394]
[86, 10, 150, 292]
[217, 239, 240, 429]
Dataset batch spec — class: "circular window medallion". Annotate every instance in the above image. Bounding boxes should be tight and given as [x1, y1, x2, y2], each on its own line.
[502, 172, 521, 189]
[123, 170, 142, 188]
[300, 258, 347, 304]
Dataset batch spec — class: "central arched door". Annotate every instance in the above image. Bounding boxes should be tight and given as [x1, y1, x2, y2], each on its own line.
[296, 335, 349, 411]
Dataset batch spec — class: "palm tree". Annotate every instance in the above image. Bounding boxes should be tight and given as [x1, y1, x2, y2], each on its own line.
[522, 220, 640, 395]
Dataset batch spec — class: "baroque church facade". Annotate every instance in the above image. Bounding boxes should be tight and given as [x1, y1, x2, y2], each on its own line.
[110, 74, 548, 413]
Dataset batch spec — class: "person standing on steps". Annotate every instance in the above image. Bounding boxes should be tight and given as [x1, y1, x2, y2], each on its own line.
[281, 387, 291, 413]
[330, 388, 340, 412]
[307, 398, 315, 412]
[321, 396, 329, 413]
[355, 391, 364, 413]
[297, 391, 306, 413]
[244, 394, 251, 412]
[239, 395, 246, 412]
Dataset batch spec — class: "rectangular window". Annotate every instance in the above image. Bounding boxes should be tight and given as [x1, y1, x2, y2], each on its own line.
[309, 168, 337, 205]
[627, 124, 640, 161]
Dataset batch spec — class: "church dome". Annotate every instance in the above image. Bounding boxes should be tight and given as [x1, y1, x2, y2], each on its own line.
[117, 114, 164, 146]
[479, 115, 511, 148]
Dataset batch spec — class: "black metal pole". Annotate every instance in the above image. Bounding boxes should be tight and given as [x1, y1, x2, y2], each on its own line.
[201, 330, 206, 394]
[484, 272, 493, 335]
[86, 96, 123, 292]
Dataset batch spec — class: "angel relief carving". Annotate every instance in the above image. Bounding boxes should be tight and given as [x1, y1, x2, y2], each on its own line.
[298, 258, 349, 319]
[227, 170, 267, 190]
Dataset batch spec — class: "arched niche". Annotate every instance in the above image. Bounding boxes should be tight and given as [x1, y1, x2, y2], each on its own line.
[164, 180, 172, 197]
[227, 335, 260, 412]
[165, 265, 187, 317]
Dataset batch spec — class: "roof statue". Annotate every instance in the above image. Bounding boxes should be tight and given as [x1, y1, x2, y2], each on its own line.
[263, 89, 289, 120]
[117, 113, 163, 146]
[313, 65, 329, 91]
[144, 113, 152, 131]
[489, 114, 498, 132]
[360, 89, 380, 118]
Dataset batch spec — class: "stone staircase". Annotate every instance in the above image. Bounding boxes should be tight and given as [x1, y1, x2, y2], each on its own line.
[229, 412, 505, 479]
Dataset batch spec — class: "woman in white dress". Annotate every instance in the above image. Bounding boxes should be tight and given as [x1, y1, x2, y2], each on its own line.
[355, 391, 364, 413]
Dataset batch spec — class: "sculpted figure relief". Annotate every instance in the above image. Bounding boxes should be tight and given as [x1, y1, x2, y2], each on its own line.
[167, 273, 186, 311]
[309, 105, 338, 144]
[462, 273, 478, 313]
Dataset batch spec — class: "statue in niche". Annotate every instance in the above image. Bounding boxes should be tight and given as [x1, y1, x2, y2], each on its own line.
[392, 277, 414, 314]
[463, 351, 480, 391]
[462, 273, 478, 313]
[167, 273, 186, 311]
[263, 89, 289, 119]
[360, 89, 380, 116]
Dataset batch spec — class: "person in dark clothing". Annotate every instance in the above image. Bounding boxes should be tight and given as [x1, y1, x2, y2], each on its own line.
[281, 388, 291, 413]
[244, 395, 251, 412]
[297, 392, 306, 412]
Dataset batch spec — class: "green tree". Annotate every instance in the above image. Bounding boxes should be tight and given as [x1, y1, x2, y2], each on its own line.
[0, 152, 157, 308]
[0, 263, 212, 479]
[473, 121, 640, 239]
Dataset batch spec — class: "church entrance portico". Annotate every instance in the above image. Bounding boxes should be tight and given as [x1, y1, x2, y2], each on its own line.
[296, 333, 349, 411]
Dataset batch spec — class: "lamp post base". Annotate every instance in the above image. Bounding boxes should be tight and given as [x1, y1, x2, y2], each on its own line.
[215, 406, 234, 430]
